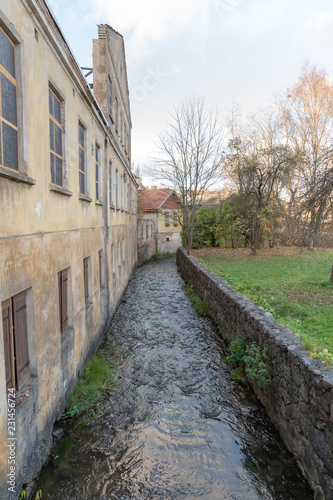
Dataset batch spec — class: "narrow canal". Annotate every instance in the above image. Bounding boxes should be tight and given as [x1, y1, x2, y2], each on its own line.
[37, 258, 313, 499]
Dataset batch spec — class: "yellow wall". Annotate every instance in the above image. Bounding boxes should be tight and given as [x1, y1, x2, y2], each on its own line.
[0, 2, 137, 496]
[157, 210, 182, 233]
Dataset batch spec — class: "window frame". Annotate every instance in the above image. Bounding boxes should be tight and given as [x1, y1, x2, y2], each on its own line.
[173, 212, 178, 224]
[49, 84, 65, 188]
[78, 122, 87, 196]
[108, 76, 113, 122]
[0, 17, 32, 184]
[2, 291, 30, 391]
[98, 249, 104, 288]
[120, 174, 124, 210]
[115, 97, 119, 132]
[95, 143, 100, 200]
[58, 268, 70, 335]
[122, 238, 125, 273]
[0, 27, 19, 173]
[109, 161, 114, 207]
[124, 123, 127, 152]
[111, 243, 116, 291]
[83, 256, 92, 306]
[116, 168, 119, 208]
[118, 240, 121, 280]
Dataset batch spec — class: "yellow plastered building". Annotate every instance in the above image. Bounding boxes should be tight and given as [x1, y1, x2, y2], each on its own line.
[0, 2, 137, 495]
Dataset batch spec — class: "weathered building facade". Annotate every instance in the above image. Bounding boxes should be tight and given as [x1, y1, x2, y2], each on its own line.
[138, 188, 182, 256]
[0, 2, 137, 497]
[137, 217, 157, 263]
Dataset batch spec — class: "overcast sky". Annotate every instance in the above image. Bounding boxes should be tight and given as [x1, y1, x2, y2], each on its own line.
[50, 0, 333, 184]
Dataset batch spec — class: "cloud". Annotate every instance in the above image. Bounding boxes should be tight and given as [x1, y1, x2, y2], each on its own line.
[82, 0, 211, 60]
[296, 12, 333, 56]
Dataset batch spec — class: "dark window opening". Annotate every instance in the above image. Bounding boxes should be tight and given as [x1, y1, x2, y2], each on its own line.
[2, 291, 30, 391]
[58, 269, 69, 334]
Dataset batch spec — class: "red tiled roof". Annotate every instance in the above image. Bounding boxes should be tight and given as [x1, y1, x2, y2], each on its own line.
[138, 189, 181, 211]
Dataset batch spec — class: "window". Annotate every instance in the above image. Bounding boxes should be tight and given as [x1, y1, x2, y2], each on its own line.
[78, 123, 86, 195]
[173, 212, 178, 224]
[118, 240, 121, 279]
[98, 249, 103, 288]
[128, 181, 131, 213]
[120, 112, 123, 143]
[122, 238, 126, 273]
[116, 168, 119, 208]
[146, 225, 149, 239]
[0, 27, 18, 172]
[121, 174, 123, 209]
[108, 77, 112, 120]
[111, 243, 116, 289]
[124, 175, 127, 211]
[58, 269, 69, 334]
[124, 124, 127, 152]
[83, 256, 91, 305]
[2, 291, 30, 390]
[115, 97, 118, 132]
[49, 86, 64, 186]
[95, 144, 100, 199]
[109, 162, 114, 206]
[165, 213, 169, 224]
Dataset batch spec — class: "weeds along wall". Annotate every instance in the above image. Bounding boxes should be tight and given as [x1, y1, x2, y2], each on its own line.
[177, 247, 333, 500]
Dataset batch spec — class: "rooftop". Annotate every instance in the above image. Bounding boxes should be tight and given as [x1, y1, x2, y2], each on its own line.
[138, 188, 181, 211]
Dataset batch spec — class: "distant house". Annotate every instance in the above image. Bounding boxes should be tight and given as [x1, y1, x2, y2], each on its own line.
[138, 188, 182, 255]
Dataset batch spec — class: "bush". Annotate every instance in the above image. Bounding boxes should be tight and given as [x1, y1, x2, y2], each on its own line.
[191, 207, 219, 249]
[225, 337, 270, 388]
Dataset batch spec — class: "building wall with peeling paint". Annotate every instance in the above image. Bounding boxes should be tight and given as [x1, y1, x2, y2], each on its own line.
[0, 2, 137, 497]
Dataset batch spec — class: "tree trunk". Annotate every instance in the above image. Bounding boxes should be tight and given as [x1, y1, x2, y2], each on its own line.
[330, 263, 333, 281]
[251, 218, 260, 255]
[308, 212, 317, 251]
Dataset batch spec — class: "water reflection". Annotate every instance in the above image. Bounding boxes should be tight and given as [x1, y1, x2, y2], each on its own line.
[36, 258, 312, 499]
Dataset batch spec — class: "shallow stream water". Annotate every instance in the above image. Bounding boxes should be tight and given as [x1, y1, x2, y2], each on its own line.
[36, 258, 313, 499]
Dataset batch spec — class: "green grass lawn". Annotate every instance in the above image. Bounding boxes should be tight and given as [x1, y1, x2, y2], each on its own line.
[196, 247, 333, 365]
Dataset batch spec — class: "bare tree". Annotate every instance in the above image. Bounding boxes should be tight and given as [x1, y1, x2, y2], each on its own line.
[225, 106, 298, 254]
[302, 166, 333, 278]
[150, 96, 224, 253]
[282, 62, 333, 249]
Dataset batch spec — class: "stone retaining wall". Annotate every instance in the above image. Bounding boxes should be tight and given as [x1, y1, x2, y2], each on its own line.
[177, 247, 333, 500]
